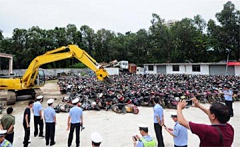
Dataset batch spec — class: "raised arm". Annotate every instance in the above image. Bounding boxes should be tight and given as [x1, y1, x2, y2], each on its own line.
[192, 98, 210, 116]
[177, 101, 190, 129]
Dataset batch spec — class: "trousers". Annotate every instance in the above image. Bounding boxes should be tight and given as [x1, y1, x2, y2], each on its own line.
[23, 125, 30, 147]
[154, 123, 164, 147]
[34, 116, 44, 136]
[68, 123, 80, 147]
[5, 132, 14, 144]
[45, 122, 55, 145]
[225, 100, 234, 117]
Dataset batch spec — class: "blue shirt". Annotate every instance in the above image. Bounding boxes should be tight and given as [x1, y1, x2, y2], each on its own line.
[223, 90, 233, 101]
[0, 139, 12, 147]
[69, 106, 83, 124]
[136, 135, 154, 147]
[44, 107, 56, 123]
[33, 101, 42, 116]
[173, 122, 188, 146]
[153, 104, 163, 123]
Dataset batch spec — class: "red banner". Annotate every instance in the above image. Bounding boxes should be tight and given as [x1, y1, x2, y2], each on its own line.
[227, 62, 240, 66]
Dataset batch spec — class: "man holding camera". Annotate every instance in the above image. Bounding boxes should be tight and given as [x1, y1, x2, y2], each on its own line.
[177, 98, 234, 147]
[165, 112, 188, 147]
[132, 124, 156, 147]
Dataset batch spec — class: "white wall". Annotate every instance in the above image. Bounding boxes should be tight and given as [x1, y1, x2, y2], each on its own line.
[200, 65, 209, 75]
[0, 68, 119, 76]
[105, 68, 119, 75]
[136, 67, 144, 75]
[166, 65, 185, 74]
[185, 65, 209, 75]
[144, 65, 157, 74]
[235, 66, 240, 76]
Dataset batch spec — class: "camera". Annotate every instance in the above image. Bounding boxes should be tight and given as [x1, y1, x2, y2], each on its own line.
[132, 136, 137, 141]
[186, 100, 193, 106]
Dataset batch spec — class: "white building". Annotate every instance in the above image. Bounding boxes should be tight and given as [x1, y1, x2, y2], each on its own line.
[144, 62, 240, 76]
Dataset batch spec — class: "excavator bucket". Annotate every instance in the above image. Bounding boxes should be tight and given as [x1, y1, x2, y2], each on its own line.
[103, 76, 113, 85]
[95, 68, 113, 85]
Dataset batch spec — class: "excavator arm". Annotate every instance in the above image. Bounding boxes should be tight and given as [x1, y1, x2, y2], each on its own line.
[20, 45, 112, 88]
[0, 45, 113, 105]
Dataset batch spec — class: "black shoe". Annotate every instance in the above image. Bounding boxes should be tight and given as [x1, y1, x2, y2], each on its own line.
[39, 135, 45, 137]
[46, 143, 49, 146]
[50, 142, 56, 146]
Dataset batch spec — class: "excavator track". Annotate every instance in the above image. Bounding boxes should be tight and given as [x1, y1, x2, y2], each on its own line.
[0, 88, 43, 105]
[0, 90, 16, 105]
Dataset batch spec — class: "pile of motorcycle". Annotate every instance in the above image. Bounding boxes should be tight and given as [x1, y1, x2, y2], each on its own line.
[55, 74, 240, 114]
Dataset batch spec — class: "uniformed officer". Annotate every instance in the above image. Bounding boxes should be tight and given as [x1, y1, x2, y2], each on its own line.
[153, 97, 165, 147]
[44, 99, 56, 146]
[0, 130, 12, 147]
[165, 112, 188, 147]
[33, 95, 44, 137]
[91, 132, 103, 147]
[223, 85, 234, 117]
[67, 98, 83, 147]
[132, 124, 156, 147]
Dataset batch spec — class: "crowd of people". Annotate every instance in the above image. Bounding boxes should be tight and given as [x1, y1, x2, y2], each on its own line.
[132, 96, 234, 147]
[0, 73, 237, 147]
[0, 95, 103, 147]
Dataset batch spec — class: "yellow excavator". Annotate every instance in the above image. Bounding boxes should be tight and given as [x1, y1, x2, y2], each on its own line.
[0, 45, 112, 104]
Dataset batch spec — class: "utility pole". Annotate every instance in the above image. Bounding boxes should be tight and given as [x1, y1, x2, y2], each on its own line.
[225, 49, 230, 75]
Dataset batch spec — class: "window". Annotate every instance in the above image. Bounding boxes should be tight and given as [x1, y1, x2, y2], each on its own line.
[192, 65, 201, 72]
[148, 65, 154, 71]
[172, 65, 179, 71]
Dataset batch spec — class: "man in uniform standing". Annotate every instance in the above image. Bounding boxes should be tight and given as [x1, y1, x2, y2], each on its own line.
[0, 107, 15, 144]
[153, 97, 165, 147]
[165, 112, 188, 147]
[0, 130, 12, 147]
[67, 98, 83, 147]
[44, 99, 56, 146]
[23, 101, 34, 147]
[33, 95, 44, 137]
[223, 85, 234, 117]
[132, 124, 156, 147]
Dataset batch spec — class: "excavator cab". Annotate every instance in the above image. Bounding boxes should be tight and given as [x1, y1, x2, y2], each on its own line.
[35, 70, 45, 87]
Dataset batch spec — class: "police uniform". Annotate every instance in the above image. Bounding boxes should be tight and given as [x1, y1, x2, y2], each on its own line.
[33, 95, 44, 137]
[223, 85, 234, 117]
[153, 103, 164, 147]
[91, 132, 103, 147]
[68, 98, 83, 147]
[44, 99, 56, 146]
[170, 112, 188, 147]
[0, 130, 12, 147]
[136, 124, 156, 147]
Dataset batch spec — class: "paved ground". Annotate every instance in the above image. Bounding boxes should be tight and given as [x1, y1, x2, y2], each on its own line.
[1, 83, 239, 147]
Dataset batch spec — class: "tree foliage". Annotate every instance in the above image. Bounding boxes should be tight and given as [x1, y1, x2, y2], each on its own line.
[0, 1, 239, 69]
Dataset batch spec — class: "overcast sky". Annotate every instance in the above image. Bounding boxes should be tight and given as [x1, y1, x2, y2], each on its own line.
[0, 0, 240, 37]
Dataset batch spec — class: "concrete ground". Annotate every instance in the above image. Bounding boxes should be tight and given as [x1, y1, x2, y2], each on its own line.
[1, 82, 239, 147]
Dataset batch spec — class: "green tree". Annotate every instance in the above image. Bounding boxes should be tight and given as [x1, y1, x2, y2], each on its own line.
[94, 29, 115, 62]
[148, 13, 172, 63]
[208, 1, 240, 61]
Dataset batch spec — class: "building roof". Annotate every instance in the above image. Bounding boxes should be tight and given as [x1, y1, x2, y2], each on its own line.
[143, 62, 227, 66]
